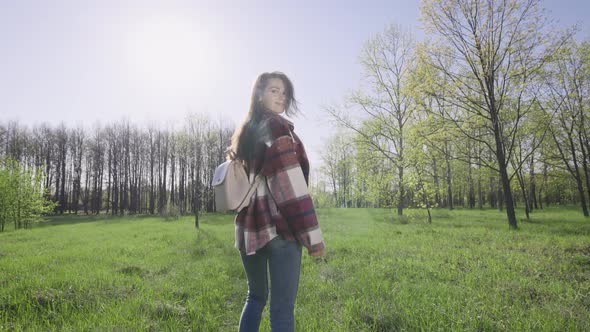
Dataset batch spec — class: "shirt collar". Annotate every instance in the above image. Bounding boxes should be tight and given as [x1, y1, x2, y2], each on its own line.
[265, 112, 295, 131]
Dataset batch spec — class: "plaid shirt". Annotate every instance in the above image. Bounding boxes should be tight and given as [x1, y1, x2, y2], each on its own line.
[234, 114, 325, 255]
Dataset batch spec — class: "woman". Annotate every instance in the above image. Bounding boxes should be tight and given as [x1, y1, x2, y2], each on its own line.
[228, 71, 325, 332]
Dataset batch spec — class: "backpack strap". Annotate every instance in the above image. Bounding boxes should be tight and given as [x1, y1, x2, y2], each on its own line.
[237, 126, 294, 212]
[288, 128, 296, 143]
[236, 170, 264, 212]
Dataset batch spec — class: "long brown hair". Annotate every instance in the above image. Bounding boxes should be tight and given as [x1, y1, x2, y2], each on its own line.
[228, 71, 299, 162]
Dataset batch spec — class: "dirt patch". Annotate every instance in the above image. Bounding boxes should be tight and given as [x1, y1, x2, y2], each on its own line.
[142, 300, 187, 319]
[565, 245, 590, 256]
[579, 245, 590, 256]
[359, 312, 402, 332]
[32, 288, 61, 309]
[118, 266, 149, 278]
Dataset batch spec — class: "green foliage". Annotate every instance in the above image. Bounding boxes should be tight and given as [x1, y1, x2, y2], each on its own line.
[383, 209, 431, 224]
[1, 208, 589, 330]
[0, 159, 56, 231]
[310, 187, 335, 209]
[354, 133, 397, 208]
[318, 130, 357, 208]
[405, 123, 438, 213]
[161, 203, 180, 221]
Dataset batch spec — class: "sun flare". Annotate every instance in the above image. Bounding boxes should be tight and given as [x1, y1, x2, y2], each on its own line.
[124, 15, 212, 91]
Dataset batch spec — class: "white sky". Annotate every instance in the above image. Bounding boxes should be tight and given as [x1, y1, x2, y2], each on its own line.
[1, 0, 589, 168]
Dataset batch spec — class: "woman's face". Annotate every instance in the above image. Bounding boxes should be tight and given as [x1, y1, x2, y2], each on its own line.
[260, 78, 286, 114]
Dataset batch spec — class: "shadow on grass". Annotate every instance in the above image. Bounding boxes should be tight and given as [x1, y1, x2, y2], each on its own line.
[185, 226, 236, 260]
[32, 213, 156, 229]
[536, 225, 590, 237]
[28, 212, 234, 231]
[199, 212, 235, 226]
[364, 207, 590, 236]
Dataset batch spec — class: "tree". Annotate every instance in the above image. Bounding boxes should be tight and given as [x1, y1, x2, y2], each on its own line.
[509, 106, 549, 219]
[406, 124, 440, 223]
[542, 39, 590, 216]
[69, 127, 84, 214]
[147, 125, 157, 215]
[325, 24, 416, 215]
[89, 125, 105, 214]
[158, 129, 170, 215]
[128, 126, 145, 214]
[319, 131, 356, 208]
[0, 124, 6, 157]
[0, 158, 56, 231]
[53, 124, 67, 213]
[354, 134, 397, 208]
[420, 0, 565, 228]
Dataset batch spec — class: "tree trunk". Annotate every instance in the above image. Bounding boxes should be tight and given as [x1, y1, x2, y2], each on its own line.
[542, 162, 548, 208]
[397, 165, 404, 216]
[149, 131, 155, 215]
[497, 176, 504, 212]
[468, 162, 475, 209]
[160, 133, 169, 215]
[83, 156, 90, 214]
[445, 144, 453, 210]
[198, 189, 199, 229]
[515, 167, 530, 220]
[477, 165, 483, 209]
[578, 131, 590, 210]
[568, 135, 589, 216]
[60, 143, 66, 213]
[179, 157, 186, 215]
[171, 155, 176, 207]
[489, 176, 497, 208]
[72, 132, 83, 215]
[111, 141, 119, 216]
[95, 144, 104, 214]
[529, 156, 538, 210]
[432, 157, 441, 206]
[491, 109, 517, 227]
[498, 159, 517, 228]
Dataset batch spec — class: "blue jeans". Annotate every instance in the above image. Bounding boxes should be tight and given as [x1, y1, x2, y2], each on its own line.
[239, 236, 302, 332]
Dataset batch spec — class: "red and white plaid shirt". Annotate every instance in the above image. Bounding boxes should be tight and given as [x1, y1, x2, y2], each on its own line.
[234, 114, 325, 255]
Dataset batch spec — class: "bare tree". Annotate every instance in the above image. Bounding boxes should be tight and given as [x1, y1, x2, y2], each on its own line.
[147, 125, 157, 215]
[158, 129, 169, 215]
[54, 124, 67, 213]
[120, 122, 131, 214]
[69, 126, 84, 214]
[128, 129, 142, 214]
[176, 131, 189, 215]
[0, 123, 6, 157]
[90, 125, 105, 214]
[0, 113, 233, 218]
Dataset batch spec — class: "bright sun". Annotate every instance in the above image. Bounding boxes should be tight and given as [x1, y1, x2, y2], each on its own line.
[124, 15, 212, 92]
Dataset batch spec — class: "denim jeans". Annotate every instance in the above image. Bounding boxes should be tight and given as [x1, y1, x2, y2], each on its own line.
[239, 236, 302, 332]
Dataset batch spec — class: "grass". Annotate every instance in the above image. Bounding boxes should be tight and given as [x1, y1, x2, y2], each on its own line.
[1, 207, 589, 331]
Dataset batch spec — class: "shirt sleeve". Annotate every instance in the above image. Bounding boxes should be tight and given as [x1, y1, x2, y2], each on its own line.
[261, 135, 325, 254]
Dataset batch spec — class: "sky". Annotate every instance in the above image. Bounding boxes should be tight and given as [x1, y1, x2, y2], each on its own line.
[1, 0, 589, 168]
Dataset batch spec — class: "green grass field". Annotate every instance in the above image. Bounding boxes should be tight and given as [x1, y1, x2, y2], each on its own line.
[1, 208, 589, 331]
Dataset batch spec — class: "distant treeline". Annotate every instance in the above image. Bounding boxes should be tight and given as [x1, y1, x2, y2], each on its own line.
[314, 129, 582, 211]
[0, 114, 233, 217]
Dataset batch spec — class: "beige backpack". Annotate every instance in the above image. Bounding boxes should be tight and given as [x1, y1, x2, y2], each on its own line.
[211, 160, 262, 213]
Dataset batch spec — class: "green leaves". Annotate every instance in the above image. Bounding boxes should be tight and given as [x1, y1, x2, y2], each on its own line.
[0, 158, 56, 231]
